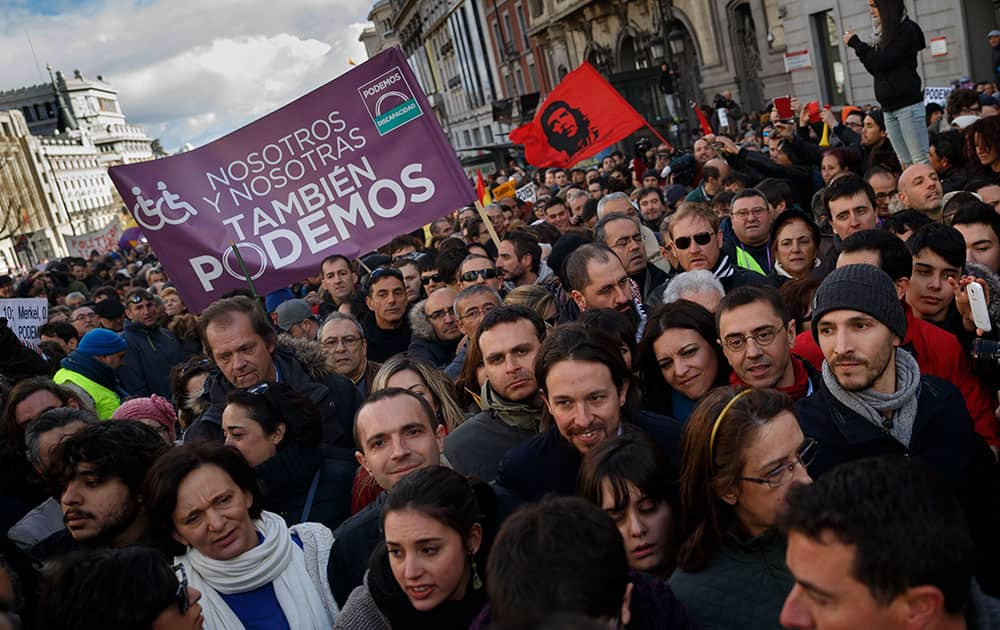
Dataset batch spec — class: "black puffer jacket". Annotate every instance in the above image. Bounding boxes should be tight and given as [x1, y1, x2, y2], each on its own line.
[847, 17, 926, 111]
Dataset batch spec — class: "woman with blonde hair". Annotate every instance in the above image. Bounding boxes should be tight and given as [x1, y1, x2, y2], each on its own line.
[370, 357, 466, 433]
[503, 285, 557, 326]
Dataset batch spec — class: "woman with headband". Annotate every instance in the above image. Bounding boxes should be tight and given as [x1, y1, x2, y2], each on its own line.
[670, 387, 813, 629]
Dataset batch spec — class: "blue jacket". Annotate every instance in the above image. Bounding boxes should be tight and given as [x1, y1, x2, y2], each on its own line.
[118, 321, 187, 398]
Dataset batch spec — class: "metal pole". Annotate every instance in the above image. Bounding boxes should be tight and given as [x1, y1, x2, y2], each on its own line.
[659, 0, 690, 148]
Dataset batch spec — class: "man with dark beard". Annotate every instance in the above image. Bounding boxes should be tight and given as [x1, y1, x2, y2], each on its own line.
[29, 421, 169, 563]
[564, 244, 643, 332]
[795, 264, 1000, 594]
[541, 101, 600, 157]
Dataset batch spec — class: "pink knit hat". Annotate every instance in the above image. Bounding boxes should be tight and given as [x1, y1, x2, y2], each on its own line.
[112, 395, 178, 431]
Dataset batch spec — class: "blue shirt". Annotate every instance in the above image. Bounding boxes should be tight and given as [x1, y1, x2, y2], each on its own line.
[218, 532, 303, 630]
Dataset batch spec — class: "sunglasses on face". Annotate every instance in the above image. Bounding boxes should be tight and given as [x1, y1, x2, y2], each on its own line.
[128, 291, 154, 304]
[421, 274, 443, 285]
[672, 232, 714, 250]
[460, 268, 499, 282]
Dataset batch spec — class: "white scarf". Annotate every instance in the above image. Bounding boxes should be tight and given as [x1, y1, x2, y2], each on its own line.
[177, 511, 339, 630]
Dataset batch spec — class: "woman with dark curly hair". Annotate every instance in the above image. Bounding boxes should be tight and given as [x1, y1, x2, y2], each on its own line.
[965, 115, 1000, 179]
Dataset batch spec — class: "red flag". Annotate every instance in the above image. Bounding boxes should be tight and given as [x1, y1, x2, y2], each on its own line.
[693, 104, 714, 136]
[510, 62, 646, 168]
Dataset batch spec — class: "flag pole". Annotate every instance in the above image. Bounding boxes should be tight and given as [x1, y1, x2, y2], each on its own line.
[229, 240, 260, 301]
[474, 201, 502, 249]
[356, 258, 373, 275]
[643, 122, 673, 151]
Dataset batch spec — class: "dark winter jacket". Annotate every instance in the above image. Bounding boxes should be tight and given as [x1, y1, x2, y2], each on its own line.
[361, 312, 411, 363]
[496, 411, 683, 502]
[671, 530, 791, 630]
[187, 336, 363, 460]
[118, 321, 187, 398]
[847, 17, 926, 112]
[796, 375, 1000, 595]
[256, 443, 355, 531]
[329, 492, 387, 608]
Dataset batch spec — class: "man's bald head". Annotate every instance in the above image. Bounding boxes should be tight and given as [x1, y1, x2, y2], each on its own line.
[898, 164, 943, 217]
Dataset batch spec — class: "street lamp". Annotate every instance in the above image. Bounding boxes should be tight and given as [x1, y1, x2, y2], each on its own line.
[668, 24, 686, 56]
[658, 2, 691, 147]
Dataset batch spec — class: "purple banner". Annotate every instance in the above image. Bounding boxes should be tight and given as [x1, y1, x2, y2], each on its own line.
[109, 48, 472, 313]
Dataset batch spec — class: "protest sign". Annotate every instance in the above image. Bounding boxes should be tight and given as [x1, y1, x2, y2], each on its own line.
[64, 221, 121, 259]
[108, 48, 474, 313]
[0, 298, 48, 346]
[515, 183, 536, 203]
[492, 180, 516, 200]
[924, 87, 952, 106]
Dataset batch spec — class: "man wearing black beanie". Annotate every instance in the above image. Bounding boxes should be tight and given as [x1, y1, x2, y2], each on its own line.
[795, 263, 1000, 595]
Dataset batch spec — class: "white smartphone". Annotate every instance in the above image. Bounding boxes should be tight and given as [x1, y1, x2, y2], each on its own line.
[968, 282, 992, 333]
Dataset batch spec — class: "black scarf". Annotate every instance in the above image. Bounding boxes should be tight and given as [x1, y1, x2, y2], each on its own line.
[366, 544, 487, 629]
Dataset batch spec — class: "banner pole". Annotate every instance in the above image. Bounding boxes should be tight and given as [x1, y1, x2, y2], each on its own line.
[229, 240, 260, 301]
[356, 258, 373, 275]
[644, 122, 673, 151]
[474, 201, 502, 249]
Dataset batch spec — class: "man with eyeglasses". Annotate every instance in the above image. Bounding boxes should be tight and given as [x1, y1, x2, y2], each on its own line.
[725, 189, 774, 275]
[444, 285, 502, 380]
[407, 287, 462, 368]
[69, 305, 99, 337]
[651, 203, 767, 302]
[594, 212, 668, 302]
[864, 166, 899, 218]
[361, 267, 411, 363]
[319, 312, 379, 396]
[717, 285, 818, 401]
[458, 255, 503, 293]
[118, 288, 186, 399]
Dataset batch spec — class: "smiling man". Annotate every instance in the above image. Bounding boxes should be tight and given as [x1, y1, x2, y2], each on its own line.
[329, 388, 446, 606]
[188, 295, 361, 456]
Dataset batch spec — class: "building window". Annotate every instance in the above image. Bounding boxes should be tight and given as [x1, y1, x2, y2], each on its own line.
[515, 67, 525, 93]
[515, 3, 530, 48]
[492, 20, 504, 58]
[811, 10, 847, 105]
[463, 129, 472, 146]
[473, 128, 482, 145]
[528, 60, 539, 91]
[45, 102, 55, 118]
[529, 0, 543, 18]
[483, 125, 494, 143]
[503, 12, 515, 52]
[32, 104, 41, 121]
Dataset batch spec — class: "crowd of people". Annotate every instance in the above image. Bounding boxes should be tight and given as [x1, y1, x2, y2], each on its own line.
[2, 2, 1000, 628]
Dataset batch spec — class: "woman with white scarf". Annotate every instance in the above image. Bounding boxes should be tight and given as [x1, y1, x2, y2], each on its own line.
[144, 441, 340, 630]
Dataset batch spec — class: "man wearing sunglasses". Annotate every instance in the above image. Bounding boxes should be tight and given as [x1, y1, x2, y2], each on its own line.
[458, 255, 503, 294]
[794, 264, 1000, 592]
[718, 285, 818, 401]
[118, 288, 186, 399]
[652, 203, 767, 303]
[407, 287, 462, 368]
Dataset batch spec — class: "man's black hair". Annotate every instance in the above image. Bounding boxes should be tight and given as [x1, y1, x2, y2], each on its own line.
[486, 496, 629, 627]
[780, 457, 974, 614]
[952, 201, 1000, 245]
[965, 177, 1000, 193]
[823, 174, 877, 217]
[755, 178, 795, 209]
[503, 230, 542, 274]
[881, 210, 931, 238]
[841, 229, 913, 282]
[928, 130, 967, 171]
[716, 284, 789, 328]
[476, 305, 546, 346]
[435, 246, 470, 285]
[52, 421, 169, 494]
[907, 223, 966, 270]
[39, 321, 78, 344]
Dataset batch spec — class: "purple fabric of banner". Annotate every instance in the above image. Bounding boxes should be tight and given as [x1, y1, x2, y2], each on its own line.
[109, 48, 472, 313]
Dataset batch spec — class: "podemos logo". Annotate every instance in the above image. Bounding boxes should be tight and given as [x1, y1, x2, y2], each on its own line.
[359, 67, 423, 135]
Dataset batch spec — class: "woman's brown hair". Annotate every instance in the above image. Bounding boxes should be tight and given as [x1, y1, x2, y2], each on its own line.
[675, 386, 794, 572]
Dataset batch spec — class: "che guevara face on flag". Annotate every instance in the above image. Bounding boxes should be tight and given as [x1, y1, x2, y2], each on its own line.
[540, 100, 600, 158]
[510, 62, 646, 168]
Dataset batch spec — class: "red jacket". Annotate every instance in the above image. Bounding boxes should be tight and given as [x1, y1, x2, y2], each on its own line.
[794, 303, 1000, 447]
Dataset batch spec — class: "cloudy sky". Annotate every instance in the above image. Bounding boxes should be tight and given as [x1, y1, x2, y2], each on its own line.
[0, 0, 373, 152]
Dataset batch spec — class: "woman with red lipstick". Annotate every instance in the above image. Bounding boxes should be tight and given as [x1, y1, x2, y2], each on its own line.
[639, 301, 731, 422]
[144, 442, 340, 630]
[578, 433, 677, 578]
[334, 466, 495, 629]
[670, 387, 813, 629]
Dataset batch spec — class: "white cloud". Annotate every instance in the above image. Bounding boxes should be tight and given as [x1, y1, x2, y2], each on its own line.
[0, 0, 373, 151]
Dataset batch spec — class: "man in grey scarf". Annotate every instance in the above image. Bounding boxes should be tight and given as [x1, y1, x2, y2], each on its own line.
[794, 263, 1000, 595]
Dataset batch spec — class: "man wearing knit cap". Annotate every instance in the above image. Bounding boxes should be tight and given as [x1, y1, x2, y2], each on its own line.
[795, 264, 1000, 594]
[53, 328, 129, 419]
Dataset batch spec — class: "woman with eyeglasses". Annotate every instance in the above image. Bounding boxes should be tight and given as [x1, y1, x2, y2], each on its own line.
[145, 441, 340, 630]
[334, 466, 495, 630]
[36, 546, 203, 629]
[670, 387, 812, 630]
[768, 209, 821, 288]
[222, 382, 353, 530]
[638, 301, 730, 422]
